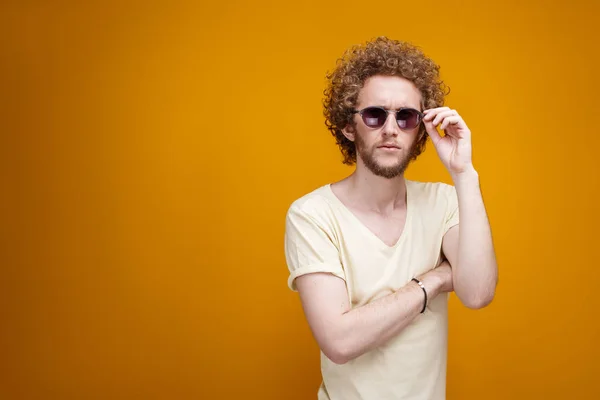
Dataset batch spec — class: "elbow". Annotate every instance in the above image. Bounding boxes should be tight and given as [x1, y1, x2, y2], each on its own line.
[463, 296, 493, 309]
[316, 317, 364, 365]
[456, 272, 498, 310]
[321, 337, 355, 365]
[323, 343, 352, 365]
[460, 291, 495, 309]
[326, 350, 350, 365]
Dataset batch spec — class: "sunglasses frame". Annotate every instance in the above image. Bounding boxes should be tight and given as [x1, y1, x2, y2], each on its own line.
[351, 106, 425, 130]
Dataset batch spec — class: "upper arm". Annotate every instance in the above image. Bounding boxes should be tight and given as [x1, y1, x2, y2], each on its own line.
[284, 202, 348, 357]
[284, 202, 346, 291]
[442, 224, 459, 268]
[295, 272, 350, 358]
[441, 184, 460, 267]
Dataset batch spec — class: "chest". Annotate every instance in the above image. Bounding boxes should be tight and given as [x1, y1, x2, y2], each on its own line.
[349, 208, 407, 247]
[335, 209, 446, 306]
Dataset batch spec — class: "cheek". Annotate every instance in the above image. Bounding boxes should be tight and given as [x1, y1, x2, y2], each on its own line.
[357, 126, 377, 144]
[406, 134, 423, 153]
[404, 129, 421, 144]
[355, 132, 375, 150]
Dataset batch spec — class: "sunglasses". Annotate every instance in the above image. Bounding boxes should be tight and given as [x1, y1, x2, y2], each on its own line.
[352, 106, 424, 130]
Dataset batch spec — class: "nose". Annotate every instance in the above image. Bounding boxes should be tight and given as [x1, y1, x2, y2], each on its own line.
[381, 111, 399, 136]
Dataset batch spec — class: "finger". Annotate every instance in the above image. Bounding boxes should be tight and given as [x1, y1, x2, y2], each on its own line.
[432, 110, 458, 126]
[440, 115, 462, 131]
[423, 107, 450, 122]
[423, 106, 450, 114]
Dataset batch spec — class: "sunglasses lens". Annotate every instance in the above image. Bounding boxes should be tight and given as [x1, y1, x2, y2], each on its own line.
[396, 109, 421, 129]
[361, 107, 387, 128]
[360, 107, 421, 129]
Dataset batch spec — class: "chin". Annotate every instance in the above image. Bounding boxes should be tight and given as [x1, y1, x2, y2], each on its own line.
[376, 158, 407, 169]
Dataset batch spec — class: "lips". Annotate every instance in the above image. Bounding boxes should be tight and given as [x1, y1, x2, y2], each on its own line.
[378, 144, 400, 149]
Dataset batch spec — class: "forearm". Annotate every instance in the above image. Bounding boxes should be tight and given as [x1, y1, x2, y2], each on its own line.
[452, 167, 498, 308]
[331, 266, 447, 364]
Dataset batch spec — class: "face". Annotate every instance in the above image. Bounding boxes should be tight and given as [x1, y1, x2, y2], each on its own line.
[343, 75, 423, 179]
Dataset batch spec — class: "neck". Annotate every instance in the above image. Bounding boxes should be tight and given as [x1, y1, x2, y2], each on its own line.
[347, 164, 407, 214]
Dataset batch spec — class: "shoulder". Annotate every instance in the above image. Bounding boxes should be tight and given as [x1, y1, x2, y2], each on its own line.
[286, 184, 339, 223]
[408, 179, 456, 203]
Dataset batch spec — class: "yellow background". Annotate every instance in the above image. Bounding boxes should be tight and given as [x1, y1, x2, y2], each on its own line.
[2, 0, 599, 398]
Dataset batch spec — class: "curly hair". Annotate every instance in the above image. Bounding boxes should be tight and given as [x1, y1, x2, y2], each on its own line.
[323, 36, 450, 165]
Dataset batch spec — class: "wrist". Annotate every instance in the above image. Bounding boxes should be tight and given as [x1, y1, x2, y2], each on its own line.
[418, 270, 444, 299]
[451, 165, 479, 185]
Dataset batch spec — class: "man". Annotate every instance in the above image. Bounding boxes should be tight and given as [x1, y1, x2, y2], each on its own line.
[283, 36, 498, 400]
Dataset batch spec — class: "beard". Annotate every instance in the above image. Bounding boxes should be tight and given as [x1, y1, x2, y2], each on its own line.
[355, 134, 419, 179]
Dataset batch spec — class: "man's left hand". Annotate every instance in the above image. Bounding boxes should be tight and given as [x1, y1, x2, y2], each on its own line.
[423, 107, 474, 176]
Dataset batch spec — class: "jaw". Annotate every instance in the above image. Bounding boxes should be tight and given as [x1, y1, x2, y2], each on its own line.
[357, 148, 411, 179]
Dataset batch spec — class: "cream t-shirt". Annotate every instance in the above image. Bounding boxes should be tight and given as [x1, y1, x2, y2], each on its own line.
[284, 179, 460, 400]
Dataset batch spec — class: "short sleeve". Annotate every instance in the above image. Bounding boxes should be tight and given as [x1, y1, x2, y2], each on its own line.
[444, 185, 460, 234]
[284, 203, 345, 292]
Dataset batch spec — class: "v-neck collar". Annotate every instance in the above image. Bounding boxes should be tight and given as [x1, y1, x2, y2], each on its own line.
[324, 180, 413, 250]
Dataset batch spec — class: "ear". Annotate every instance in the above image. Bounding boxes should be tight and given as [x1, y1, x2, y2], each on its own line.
[341, 125, 356, 142]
